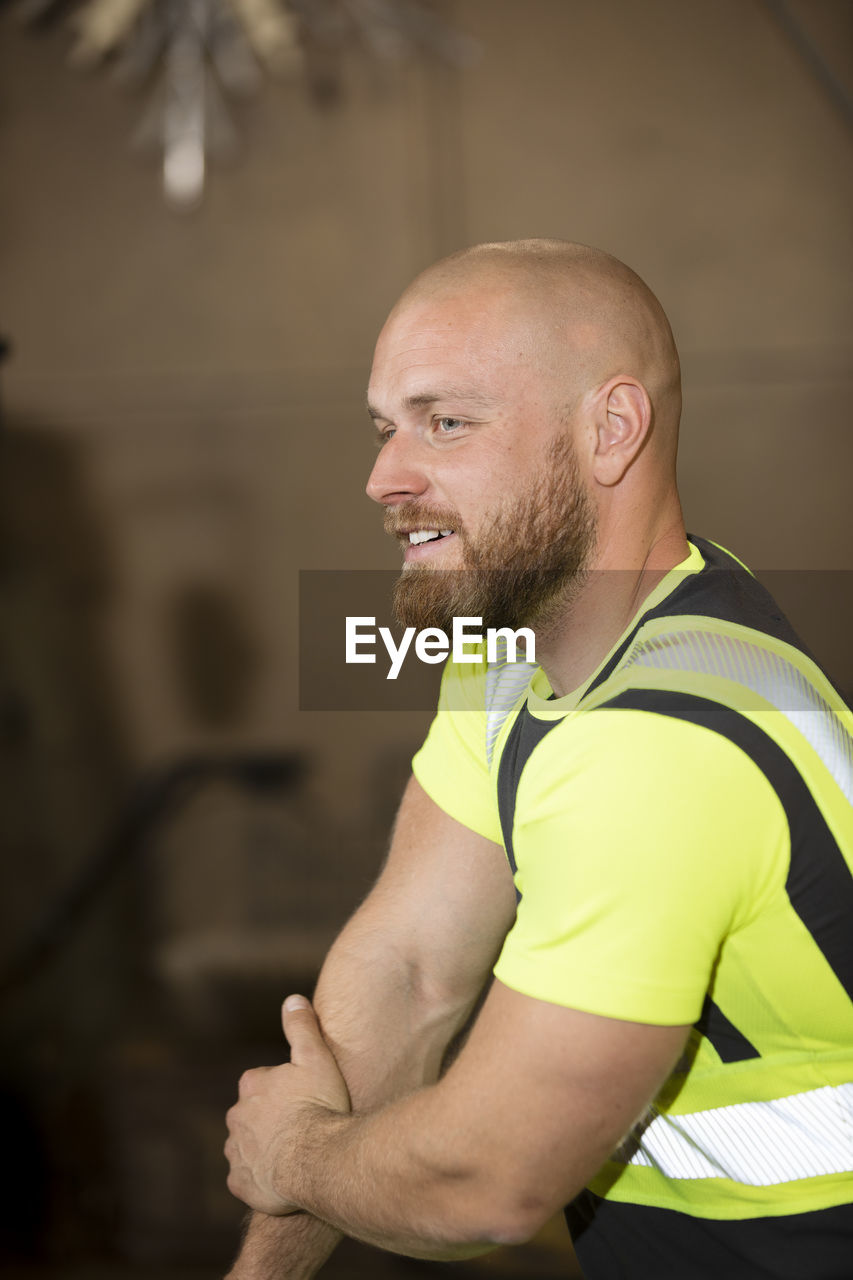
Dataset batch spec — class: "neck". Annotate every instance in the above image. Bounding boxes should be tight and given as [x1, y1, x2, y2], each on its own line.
[535, 515, 689, 698]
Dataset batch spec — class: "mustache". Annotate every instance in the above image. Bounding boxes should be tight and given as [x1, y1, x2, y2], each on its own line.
[383, 502, 464, 537]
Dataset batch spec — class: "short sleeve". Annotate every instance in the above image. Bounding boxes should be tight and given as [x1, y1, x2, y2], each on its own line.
[493, 708, 786, 1024]
[412, 657, 503, 845]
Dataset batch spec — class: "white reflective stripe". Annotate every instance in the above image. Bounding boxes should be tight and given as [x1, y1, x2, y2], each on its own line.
[624, 629, 853, 804]
[484, 638, 536, 767]
[618, 1083, 853, 1186]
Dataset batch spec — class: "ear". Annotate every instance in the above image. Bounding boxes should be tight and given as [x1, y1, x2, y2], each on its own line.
[591, 377, 652, 486]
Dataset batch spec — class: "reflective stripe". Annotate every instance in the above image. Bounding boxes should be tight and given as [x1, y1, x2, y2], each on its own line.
[624, 629, 853, 804]
[485, 638, 536, 766]
[616, 1083, 853, 1186]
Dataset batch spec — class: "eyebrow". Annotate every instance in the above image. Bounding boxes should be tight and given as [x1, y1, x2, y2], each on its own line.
[366, 388, 498, 421]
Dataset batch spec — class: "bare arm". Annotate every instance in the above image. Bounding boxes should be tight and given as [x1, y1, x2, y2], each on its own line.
[227, 776, 517, 1278]
[229, 980, 689, 1257]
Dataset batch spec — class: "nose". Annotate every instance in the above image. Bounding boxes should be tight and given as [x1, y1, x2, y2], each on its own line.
[366, 434, 429, 506]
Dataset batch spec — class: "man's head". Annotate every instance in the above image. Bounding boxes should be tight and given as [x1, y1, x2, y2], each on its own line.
[365, 239, 682, 631]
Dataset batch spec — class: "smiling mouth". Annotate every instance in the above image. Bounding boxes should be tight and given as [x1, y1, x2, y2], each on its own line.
[406, 529, 454, 545]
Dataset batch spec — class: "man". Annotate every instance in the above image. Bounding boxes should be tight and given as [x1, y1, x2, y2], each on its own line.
[225, 240, 853, 1278]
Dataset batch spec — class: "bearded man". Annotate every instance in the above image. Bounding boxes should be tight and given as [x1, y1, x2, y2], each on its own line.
[224, 240, 853, 1279]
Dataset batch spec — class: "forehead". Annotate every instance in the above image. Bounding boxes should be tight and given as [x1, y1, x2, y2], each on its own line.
[368, 293, 546, 418]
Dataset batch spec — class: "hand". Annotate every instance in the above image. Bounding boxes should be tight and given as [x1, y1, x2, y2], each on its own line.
[225, 995, 351, 1216]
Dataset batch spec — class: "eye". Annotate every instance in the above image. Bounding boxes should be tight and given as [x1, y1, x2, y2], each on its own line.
[375, 427, 396, 447]
[435, 416, 465, 434]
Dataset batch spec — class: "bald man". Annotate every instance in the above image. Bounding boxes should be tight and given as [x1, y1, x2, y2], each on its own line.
[225, 241, 853, 1278]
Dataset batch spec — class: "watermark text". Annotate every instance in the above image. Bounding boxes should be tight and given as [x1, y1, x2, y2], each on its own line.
[345, 616, 536, 679]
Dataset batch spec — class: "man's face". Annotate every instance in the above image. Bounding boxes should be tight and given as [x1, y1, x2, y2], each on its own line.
[366, 288, 598, 632]
[388, 431, 595, 631]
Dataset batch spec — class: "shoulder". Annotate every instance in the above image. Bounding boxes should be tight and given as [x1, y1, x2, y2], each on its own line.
[517, 697, 783, 818]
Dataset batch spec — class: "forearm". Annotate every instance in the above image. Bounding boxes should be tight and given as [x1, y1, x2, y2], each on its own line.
[281, 1084, 513, 1259]
[226, 1211, 340, 1280]
[227, 778, 515, 1276]
[228, 901, 483, 1276]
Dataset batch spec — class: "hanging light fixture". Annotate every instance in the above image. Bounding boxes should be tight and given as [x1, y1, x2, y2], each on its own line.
[17, 0, 478, 209]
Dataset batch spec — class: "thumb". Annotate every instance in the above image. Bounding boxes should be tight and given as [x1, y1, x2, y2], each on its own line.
[281, 995, 351, 1113]
[281, 994, 328, 1065]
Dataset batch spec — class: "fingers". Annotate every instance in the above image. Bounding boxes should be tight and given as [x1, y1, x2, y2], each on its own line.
[284, 993, 312, 1014]
[281, 994, 332, 1066]
[238, 1065, 271, 1097]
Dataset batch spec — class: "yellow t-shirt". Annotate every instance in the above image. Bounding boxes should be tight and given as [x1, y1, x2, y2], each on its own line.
[413, 537, 853, 1221]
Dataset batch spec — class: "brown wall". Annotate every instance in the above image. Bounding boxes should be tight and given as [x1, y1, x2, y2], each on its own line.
[3, 1, 851, 782]
[0, 0, 850, 1266]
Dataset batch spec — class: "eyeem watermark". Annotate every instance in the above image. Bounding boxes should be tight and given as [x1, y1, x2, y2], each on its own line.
[346, 615, 536, 680]
[300, 569, 850, 712]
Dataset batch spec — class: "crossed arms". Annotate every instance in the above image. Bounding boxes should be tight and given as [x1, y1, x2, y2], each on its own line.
[224, 777, 687, 1276]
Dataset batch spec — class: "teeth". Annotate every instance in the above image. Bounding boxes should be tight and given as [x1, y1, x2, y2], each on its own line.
[407, 529, 454, 545]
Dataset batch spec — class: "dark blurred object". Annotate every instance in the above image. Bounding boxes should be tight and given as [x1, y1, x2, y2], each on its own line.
[0, 334, 10, 429]
[0, 422, 133, 1259]
[0, 750, 305, 999]
[761, 0, 853, 132]
[0, 424, 305, 1263]
[0, 423, 130, 1006]
[168, 583, 259, 727]
[0, 1080, 49, 1258]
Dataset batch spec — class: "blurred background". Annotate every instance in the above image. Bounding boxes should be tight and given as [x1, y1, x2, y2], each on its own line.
[0, 1, 850, 1275]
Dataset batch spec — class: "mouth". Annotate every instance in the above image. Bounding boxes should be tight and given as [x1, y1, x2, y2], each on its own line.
[407, 528, 454, 546]
[400, 528, 457, 563]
